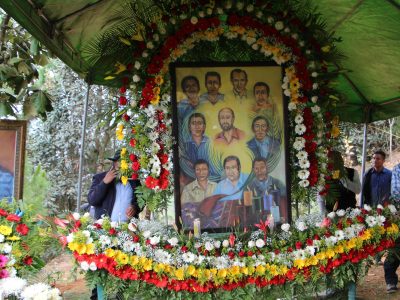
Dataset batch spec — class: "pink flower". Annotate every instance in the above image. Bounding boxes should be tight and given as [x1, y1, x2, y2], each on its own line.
[0, 269, 8, 279]
[321, 217, 331, 228]
[0, 255, 8, 268]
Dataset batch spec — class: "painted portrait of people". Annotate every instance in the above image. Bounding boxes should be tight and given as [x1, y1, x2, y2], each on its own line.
[173, 64, 289, 231]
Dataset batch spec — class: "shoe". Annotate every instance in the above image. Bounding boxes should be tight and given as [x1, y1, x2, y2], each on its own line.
[387, 284, 398, 294]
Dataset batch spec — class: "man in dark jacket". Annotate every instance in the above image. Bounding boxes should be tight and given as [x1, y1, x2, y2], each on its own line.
[88, 150, 141, 221]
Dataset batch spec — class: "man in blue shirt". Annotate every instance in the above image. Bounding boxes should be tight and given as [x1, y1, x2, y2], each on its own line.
[247, 116, 279, 160]
[0, 166, 13, 202]
[210, 156, 248, 227]
[177, 75, 201, 125]
[362, 150, 391, 207]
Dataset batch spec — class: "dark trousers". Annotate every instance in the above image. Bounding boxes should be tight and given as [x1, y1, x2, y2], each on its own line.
[90, 288, 97, 300]
[384, 238, 400, 286]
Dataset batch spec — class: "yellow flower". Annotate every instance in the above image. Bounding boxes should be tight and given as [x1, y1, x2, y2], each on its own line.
[241, 267, 249, 275]
[105, 248, 116, 258]
[120, 160, 128, 171]
[142, 259, 152, 271]
[85, 243, 95, 255]
[121, 176, 128, 185]
[117, 252, 129, 265]
[150, 95, 160, 106]
[75, 243, 87, 255]
[294, 259, 306, 269]
[130, 255, 139, 266]
[0, 225, 12, 236]
[217, 269, 227, 278]
[153, 87, 161, 95]
[360, 229, 372, 241]
[186, 265, 196, 276]
[175, 268, 185, 280]
[347, 238, 356, 249]
[387, 223, 399, 234]
[229, 266, 240, 276]
[325, 248, 335, 259]
[331, 126, 340, 138]
[316, 252, 326, 261]
[332, 170, 340, 179]
[121, 148, 127, 156]
[155, 75, 164, 86]
[154, 263, 165, 273]
[321, 45, 331, 52]
[255, 265, 265, 275]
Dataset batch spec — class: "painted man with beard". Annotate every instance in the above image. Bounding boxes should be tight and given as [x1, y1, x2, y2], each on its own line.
[214, 107, 246, 146]
[252, 82, 273, 112]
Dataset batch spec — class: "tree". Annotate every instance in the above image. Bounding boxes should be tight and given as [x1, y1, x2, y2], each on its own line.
[27, 60, 118, 213]
[0, 10, 52, 118]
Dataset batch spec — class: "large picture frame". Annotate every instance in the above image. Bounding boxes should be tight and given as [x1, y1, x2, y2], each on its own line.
[0, 120, 27, 201]
[171, 62, 291, 232]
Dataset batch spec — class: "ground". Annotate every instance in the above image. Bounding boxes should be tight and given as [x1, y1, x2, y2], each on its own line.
[36, 253, 400, 300]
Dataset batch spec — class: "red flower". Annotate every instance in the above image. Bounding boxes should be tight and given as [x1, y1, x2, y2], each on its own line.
[119, 86, 127, 94]
[123, 114, 130, 122]
[306, 238, 313, 246]
[130, 139, 136, 147]
[228, 251, 235, 259]
[238, 250, 245, 257]
[145, 176, 158, 189]
[131, 173, 138, 180]
[132, 161, 140, 171]
[0, 209, 7, 216]
[109, 228, 117, 235]
[181, 246, 188, 253]
[23, 256, 33, 265]
[229, 234, 236, 247]
[129, 154, 137, 162]
[16, 223, 29, 236]
[119, 96, 127, 106]
[133, 235, 140, 243]
[6, 214, 21, 223]
[295, 241, 303, 249]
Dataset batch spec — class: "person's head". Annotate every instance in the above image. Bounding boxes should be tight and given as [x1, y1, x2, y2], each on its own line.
[188, 113, 206, 138]
[107, 150, 121, 170]
[253, 82, 270, 105]
[251, 116, 269, 141]
[372, 150, 386, 170]
[223, 155, 241, 182]
[230, 69, 248, 94]
[218, 107, 235, 132]
[181, 75, 200, 99]
[252, 158, 268, 181]
[204, 71, 221, 95]
[194, 159, 209, 181]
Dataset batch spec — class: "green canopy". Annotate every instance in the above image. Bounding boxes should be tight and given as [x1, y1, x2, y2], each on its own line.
[1, 0, 399, 123]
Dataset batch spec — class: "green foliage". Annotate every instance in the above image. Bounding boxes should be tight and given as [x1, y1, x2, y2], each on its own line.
[0, 10, 52, 118]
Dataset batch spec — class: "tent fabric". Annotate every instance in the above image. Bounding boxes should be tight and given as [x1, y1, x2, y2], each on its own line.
[1, 0, 399, 123]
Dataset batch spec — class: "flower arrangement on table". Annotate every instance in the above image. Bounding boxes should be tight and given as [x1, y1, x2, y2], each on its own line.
[106, 0, 343, 211]
[0, 203, 61, 299]
[59, 205, 400, 298]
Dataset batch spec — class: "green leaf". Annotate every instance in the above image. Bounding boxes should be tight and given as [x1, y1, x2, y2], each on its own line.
[17, 61, 33, 75]
[8, 57, 24, 65]
[0, 64, 18, 80]
[0, 101, 15, 117]
[31, 90, 53, 118]
[30, 38, 39, 56]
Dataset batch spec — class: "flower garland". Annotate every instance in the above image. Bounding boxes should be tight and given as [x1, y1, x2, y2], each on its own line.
[62, 205, 399, 296]
[111, 1, 342, 209]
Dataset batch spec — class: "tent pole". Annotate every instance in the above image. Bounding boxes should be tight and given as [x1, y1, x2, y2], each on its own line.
[76, 82, 91, 212]
[359, 122, 368, 207]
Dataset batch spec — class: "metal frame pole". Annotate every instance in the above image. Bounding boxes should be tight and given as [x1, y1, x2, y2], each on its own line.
[359, 122, 368, 207]
[76, 82, 91, 212]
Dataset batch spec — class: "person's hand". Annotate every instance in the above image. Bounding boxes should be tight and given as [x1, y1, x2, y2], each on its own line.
[103, 167, 117, 184]
[126, 205, 137, 219]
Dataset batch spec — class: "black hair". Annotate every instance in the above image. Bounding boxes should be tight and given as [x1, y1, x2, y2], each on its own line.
[230, 68, 248, 81]
[374, 149, 386, 159]
[251, 116, 269, 131]
[253, 82, 270, 96]
[204, 71, 221, 85]
[181, 75, 200, 92]
[194, 159, 209, 169]
[223, 155, 241, 173]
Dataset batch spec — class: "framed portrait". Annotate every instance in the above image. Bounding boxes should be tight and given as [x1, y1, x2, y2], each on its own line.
[0, 120, 27, 201]
[171, 62, 291, 232]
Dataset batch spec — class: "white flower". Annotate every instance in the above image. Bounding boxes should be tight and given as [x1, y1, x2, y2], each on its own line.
[327, 211, 336, 219]
[170, 18, 176, 25]
[311, 96, 318, 103]
[205, 241, 214, 251]
[0, 234, 4, 243]
[142, 51, 148, 58]
[298, 170, 310, 180]
[295, 124, 306, 135]
[311, 72, 318, 77]
[299, 41, 305, 47]
[80, 261, 89, 271]
[377, 204, 384, 210]
[292, 33, 298, 39]
[142, 230, 151, 238]
[336, 209, 346, 217]
[246, 4, 254, 12]
[214, 241, 221, 249]
[312, 83, 318, 90]
[256, 11, 263, 18]
[198, 11, 205, 17]
[295, 114, 304, 124]
[281, 223, 290, 232]
[122, 240, 135, 252]
[335, 230, 345, 240]
[66, 233, 74, 243]
[132, 75, 140, 82]
[225, 1, 232, 9]
[146, 41, 154, 49]
[99, 235, 111, 246]
[190, 16, 198, 24]
[153, 34, 159, 41]
[296, 221, 307, 231]
[130, 100, 137, 107]
[311, 105, 320, 113]
[388, 204, 397, 214]
[236, 2, 244, 10]
[275, 21, 284, 30]
[182, 252, 196, 263]
[216, 7, 224, 14]
[150, 236, 160, 245]
[134, 61, 141, 70]
[299, 180, 309, 187]
[377, 215, 386, 226]
[222, 240, 229, 247]
[0, 277, 27, 296]
[296, 151, 308, 160]
[305, 246, 315, 256]
[363, 204, 372, 211]
[206, 8, 213, 15]
[21, 283, 61, 300]
[168, 237, 179, 246]
[255, 239, 265, 248]
[293, 137, 306, 150]
[288, 102, 297, 111]
[89, 262, 97, 271]
[2, 243, 12, 253]
[299, 159, 310, 169]
[366, 216, 377, 227]
[267, 16, 274, 24]
[110, 222, 118, 228]
[248, 240, 255, 248]
[72, 212, 80, 220]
